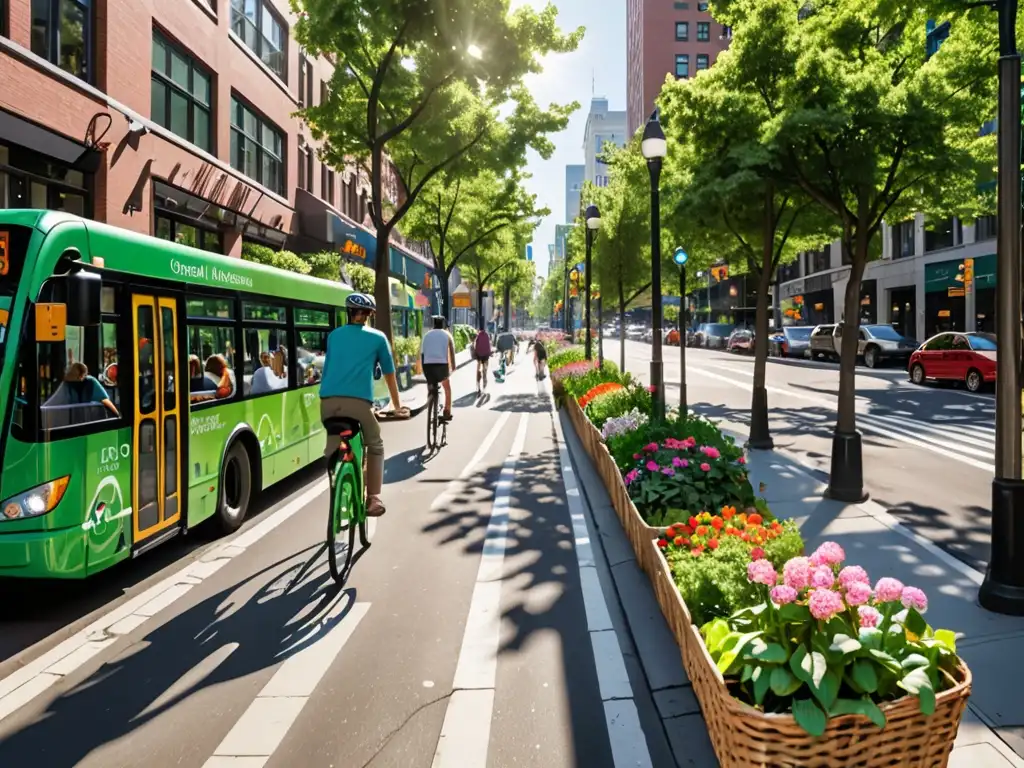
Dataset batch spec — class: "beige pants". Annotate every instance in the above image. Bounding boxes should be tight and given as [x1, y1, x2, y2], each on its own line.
[321, 397, 384, 496]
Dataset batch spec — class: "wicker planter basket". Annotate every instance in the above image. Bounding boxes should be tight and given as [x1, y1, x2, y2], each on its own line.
[645, 547, 973, 767]
[564, 398, 664, 578]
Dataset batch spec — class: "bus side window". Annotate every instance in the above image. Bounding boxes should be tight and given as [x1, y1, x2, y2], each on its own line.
[36, 320, 120, 432]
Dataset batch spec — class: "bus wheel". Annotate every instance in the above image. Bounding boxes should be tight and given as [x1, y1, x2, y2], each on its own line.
[216, 442, 252, 534]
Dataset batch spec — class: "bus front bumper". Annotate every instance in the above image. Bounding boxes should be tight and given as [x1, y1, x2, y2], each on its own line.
[0, 526, 88, 579]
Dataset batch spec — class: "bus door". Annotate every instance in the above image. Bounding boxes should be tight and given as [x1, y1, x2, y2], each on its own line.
[131, 294, 182, 545]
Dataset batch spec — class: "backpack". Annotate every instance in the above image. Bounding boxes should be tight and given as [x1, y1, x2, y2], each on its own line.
[474, 332, 491, 359]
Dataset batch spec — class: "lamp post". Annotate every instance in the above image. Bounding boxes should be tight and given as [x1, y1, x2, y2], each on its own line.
[596, 292, 604, 367]
[674, 248, 689, 417]
[641, 110, 668, 421]
[979, 0, 1024, 615]
[584, 204, 601, 359]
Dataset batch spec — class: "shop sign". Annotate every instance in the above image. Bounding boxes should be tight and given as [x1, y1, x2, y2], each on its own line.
[453, 294, 472, 309]
[781, 279, 805, 299]
[340, 238, 367, 261]
[948, 287, 965, 298]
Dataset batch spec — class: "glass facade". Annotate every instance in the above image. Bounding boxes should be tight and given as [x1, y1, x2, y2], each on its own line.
[0, 142, 90, 217]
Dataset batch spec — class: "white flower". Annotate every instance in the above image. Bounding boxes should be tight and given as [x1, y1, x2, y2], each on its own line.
[601, 408, 649, 440]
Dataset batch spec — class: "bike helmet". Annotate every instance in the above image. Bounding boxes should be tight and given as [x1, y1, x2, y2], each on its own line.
[345, 292, 376, 311]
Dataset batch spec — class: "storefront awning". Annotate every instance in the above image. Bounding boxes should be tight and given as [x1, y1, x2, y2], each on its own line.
[0, 107, 101, 172]
[154, 180, 286, 247]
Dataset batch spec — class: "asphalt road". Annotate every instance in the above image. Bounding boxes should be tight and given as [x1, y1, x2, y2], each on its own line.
[604, 337, 997, 571]
[0, 359, 624, 768]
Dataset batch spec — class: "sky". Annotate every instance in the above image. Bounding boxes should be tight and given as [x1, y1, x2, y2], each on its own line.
[510, 0, 627, 279]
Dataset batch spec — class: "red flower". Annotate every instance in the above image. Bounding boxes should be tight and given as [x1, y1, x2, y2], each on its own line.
[741, 532, 750, 542]
[748, 513, 763, 526]
[680, 525, 693, 537]
[708, 538, 720, 550]
[710, 517, 724, 531]
[688, 516, 699, 529]
[673, 536, 685, 547]
[665, 525, 676, 538]
[696, 525, 708, 537]
[657, 539, 668, 549]
[751, 546, 765, 560]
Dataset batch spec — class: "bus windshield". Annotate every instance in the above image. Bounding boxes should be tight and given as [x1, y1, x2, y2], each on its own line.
[0, 226, 33, 358]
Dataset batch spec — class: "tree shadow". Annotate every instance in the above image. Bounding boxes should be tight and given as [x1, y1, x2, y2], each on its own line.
[0, 544, 359, 765]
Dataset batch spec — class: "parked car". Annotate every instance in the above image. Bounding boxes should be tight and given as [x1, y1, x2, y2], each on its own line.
[727, 328, 754, 353]
[856, 324, 920, 368]
[908, 332, 997, 392]
[690, 323, 710, 347]
[626, 324, 646, 340]
[702, 323, 735, 349]
[666, 328, 681, 345]
[809, 324, 838, 360]
[778, 326, 814, 358]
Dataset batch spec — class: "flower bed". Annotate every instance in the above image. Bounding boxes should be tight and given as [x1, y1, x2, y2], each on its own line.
[552, 350, 970, 764]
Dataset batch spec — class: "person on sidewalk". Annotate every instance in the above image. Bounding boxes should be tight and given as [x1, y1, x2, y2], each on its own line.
[533, 339, 548, 380]
[420, 315, 456, 422]
[473, 327, 493, 394]
[319, 293, 408, 517]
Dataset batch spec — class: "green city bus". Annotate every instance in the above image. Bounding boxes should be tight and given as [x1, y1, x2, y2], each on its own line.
[0, 209, 408, 579]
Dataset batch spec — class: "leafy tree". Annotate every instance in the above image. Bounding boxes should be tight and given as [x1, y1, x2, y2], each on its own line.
[294, 0, 581, 342]
[241, 243, 312, 275]
[346, 263, 376, 294]
[299, 250, 342, 281]
[460, 227, 527, 329]
[660, 26, 834, 448]
[403, 170, 545, 318]
[494, 237, 536, 330]
[533, 270, 565, 325]
[732, 0, 996, 496]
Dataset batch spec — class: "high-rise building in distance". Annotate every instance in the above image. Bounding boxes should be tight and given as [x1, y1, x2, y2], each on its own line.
[565, 165, 585, 222]
[583, 98, 626, 189]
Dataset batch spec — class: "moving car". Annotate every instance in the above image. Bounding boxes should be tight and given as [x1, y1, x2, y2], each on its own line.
[778, 326, 814, 358]
[727, 328, 753, 353]
[908, 332, 997, 392]
[808, 323, 918, 367]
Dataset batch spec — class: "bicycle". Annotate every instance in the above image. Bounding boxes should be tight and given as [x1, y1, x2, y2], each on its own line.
[323, 416, 370, 583]
[426, 381, 448, 451]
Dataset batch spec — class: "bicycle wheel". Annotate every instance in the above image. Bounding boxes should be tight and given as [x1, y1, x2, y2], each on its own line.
[439, 400, 448, 448]
[328, 463, 358, 583]
[426, 388, 438, 449]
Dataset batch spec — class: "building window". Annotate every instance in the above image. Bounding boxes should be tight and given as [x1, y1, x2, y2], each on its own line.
[151, 31, 213, 153]
[320, 79, 329, 106]
[297, 53, 313, 107]
[230, 96, 285, 195]
[675, 21, 688, 41]
[297, 137, 313, 193]
[675, 54, 689, 79]
[696, 54, 709, 71]
[697, 22, 710, 42]
[229, 0, 286, 80]
[0, 143, 90, 215]
[698, 1, 708, 9]
[155, 214, 222, 252]
[925, 217, 956, 252]
[975, 214, 997, 241]
[31, 0, 91, 81]
[723, 25, 733, 39]
[321, 165, 335, 205]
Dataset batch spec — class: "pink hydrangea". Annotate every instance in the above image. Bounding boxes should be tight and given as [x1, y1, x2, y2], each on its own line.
[700, 462, 711, 472]
[771, 585, 798, 605]
[624, 469, 639, 485]
[810, 566, 835, 589]
[737, 456, 747, 465]
[633, 453, 642, 460]
[900, 586, 928, 613]
[844, 581, 872, 606]
[838, 565, 870, 590]
[782, 557, 812, 590]
[679, 459, 689, 468]
[700, 446, 721, 459]
[874, 577, 904, 603]
[683, 436, 697, 449]
[858, 605, 882, 628]
[646, 460, 659, 472]
[747, 559, 778, 586]
[661, 467, 676, 476]
[811, 541, 846, 567]
[808, 588, 845, 621]
[672, 457, 684, 468]
[644, 443, 659, 453]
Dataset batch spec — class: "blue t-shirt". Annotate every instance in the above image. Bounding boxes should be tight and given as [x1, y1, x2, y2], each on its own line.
[319, 324, 396, 402]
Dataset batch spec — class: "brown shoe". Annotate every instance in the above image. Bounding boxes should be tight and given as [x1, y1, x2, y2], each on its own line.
[366, 496, 386, 517]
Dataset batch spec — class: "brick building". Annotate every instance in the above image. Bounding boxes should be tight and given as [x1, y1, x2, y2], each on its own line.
[626, 0, 732, 136]
[0, 0, 429, 279]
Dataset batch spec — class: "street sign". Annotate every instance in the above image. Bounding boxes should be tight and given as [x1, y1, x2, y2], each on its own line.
[673, 248, 689, 266]
[453, 294, 472, 309]
[526, 244, 533, 261]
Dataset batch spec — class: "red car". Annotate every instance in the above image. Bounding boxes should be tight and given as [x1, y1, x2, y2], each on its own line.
[908, 332, 997, 392]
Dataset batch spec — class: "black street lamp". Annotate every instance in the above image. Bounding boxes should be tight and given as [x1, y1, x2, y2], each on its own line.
[584, 204, 601, 359]
[563, 256, 570, 336]
[642, 110, 668, 421]
[979, 0, 1024, 614]
[674, 248, 689, 417]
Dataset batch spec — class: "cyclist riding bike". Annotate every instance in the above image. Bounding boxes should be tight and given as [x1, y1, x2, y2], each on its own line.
[319, 293, 408, 517]
[420, 315, 455, 422]
[473, 327, 493, 394]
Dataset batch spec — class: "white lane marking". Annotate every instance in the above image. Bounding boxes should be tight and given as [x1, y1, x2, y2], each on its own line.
[547, 393, 654, 768]
[0, 477, 330, 723]
[432, 414, 529, 768]
[204, 602, 370, 765]
[689, 366, 996, 472]
[430, 412, 512, 512]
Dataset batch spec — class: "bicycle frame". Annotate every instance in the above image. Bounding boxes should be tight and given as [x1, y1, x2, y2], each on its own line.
[328, 426, 369, 582]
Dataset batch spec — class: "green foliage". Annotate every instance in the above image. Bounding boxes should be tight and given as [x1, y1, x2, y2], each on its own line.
[300, 250, 342, 281]
[547, 346, 586, 371]
[346, 263, 376, 294]
[241, 243, 312, 275]
[557, 362, 627, 401]
[584, 384, 653, 428]
[701, 547, 960, 734]
[393, 335, 420, 359]
[451, 323, 476, 352]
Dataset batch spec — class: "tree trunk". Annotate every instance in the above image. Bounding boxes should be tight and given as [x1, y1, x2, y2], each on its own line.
[749, 187, 775, 450]
[370, 145, 394, 343]
[503, 283, 512, 331]
[440, 269, 452, 325]
[618, 277, 626, 372]
[477, 284, 485, 331]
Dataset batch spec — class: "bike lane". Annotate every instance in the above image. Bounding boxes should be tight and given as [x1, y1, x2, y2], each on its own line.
[0, 357, 623, 767]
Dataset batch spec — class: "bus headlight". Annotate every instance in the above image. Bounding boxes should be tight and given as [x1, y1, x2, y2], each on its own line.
[0, 477, 70, 521]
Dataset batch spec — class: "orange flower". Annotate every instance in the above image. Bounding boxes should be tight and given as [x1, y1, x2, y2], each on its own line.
[748, 513, 763, 526]
[673, 536, 685, 547]
[665, 525, 676, 538]
[707, 538, 720, 550]
[696, 525, 708, 537]
[721, 505, 736, 520]
[710, 517, 724, 531]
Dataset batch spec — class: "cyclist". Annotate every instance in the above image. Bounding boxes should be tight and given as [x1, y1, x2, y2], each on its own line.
[472, 327, 493, 394]
[320, 293, 407, 517]
[495, 330, 516, 367]
[420, 315, 455, 422]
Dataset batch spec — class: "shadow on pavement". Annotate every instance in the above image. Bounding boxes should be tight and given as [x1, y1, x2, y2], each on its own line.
[0, 544, 357, 766]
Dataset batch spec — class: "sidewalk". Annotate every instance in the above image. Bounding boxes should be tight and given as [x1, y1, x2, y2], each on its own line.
[743, 445, 1024, 767]
[560, 410, 1024, 766]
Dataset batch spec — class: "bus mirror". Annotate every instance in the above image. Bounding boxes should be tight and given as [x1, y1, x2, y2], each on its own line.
[35, 303, 67, 342]
[66, 267, 102, 326]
